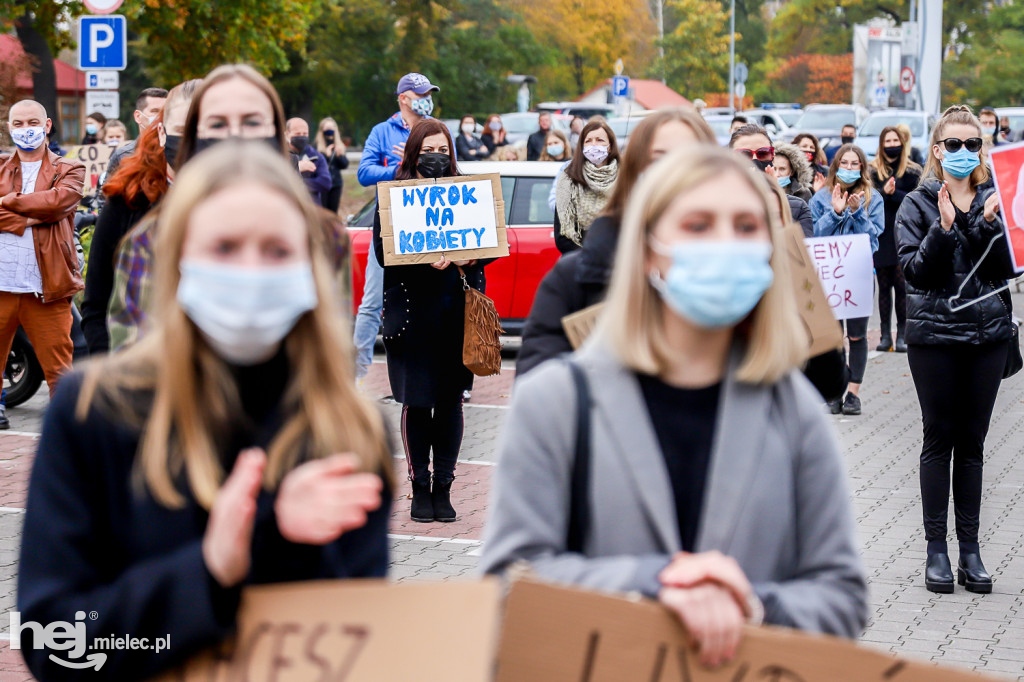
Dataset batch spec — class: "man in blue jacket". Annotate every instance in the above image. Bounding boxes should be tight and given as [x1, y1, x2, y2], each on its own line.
[287, 117, 332, 207]
[353, 73, 439, 381]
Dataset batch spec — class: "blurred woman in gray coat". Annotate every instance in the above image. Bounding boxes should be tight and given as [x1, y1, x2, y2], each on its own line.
[480, 147, 867, 668]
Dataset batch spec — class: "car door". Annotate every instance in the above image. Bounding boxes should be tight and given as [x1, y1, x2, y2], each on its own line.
[506, 175, 560, 321]
[481, 176, 518, 318]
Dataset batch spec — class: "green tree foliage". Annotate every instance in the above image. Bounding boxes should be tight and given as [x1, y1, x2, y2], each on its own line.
[660, 0, 733, 98]
[944, 2, 1024, 108]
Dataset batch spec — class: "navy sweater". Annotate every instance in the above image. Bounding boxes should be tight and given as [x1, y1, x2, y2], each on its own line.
[17, 355, 391, 680]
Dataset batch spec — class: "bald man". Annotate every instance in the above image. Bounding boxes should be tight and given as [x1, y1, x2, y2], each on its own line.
[286, 117, 331, 206]
[0, 100, 85, 425]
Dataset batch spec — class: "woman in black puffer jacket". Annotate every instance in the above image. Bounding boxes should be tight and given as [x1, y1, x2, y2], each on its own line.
[895, 105, 1017, 597]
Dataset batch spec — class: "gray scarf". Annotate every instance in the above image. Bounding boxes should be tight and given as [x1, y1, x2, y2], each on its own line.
[556, 159, 618, 246]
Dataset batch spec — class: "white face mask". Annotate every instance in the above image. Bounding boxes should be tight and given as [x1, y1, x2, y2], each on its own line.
[11, 126, 46, 151]
[461, 123, 475, 134]
[177, 261, 318, 365]
[582, 145, 609, 165]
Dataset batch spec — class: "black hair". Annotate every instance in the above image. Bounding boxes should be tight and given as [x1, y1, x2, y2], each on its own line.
[135, 88, 169, 112]
[731, 115, 748, 126]
[728, 123, 771, 148]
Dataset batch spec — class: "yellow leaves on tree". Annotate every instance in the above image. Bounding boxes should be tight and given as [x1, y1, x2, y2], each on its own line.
[661, 0, 734, 100]
[765, 53, 852, 104]
[510, 0, 656, 96]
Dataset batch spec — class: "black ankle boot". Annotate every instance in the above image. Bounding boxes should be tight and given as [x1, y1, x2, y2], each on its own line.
[895, 324, 907, 352]
[958, 553, 992, 594]
[431, 476, 457, 522]
[876, 332, 892, 352]
[925, 553, 954, 593]
[410, 478, 434, 522]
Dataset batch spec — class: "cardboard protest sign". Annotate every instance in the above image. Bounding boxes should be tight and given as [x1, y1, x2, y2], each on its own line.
[153, 579, 501, 681]
[783, 223, 845, 357]
[562, 303, 605, 350]
[496, 580, 1000, 682]
[65, 144, 114, 196]
[987, 141, 1024, 273]
[377, 173, 509, 266]
[804, 233, 874, 321]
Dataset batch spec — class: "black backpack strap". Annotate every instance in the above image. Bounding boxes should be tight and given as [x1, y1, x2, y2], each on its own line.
[566, 360, 591, 554]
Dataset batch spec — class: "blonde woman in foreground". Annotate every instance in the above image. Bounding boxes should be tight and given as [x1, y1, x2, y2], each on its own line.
[481, 146, 867, 666]
[18, 142, 392, 681]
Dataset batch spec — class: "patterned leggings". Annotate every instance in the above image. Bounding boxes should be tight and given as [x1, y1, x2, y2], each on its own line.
[876, 264, 906, 335]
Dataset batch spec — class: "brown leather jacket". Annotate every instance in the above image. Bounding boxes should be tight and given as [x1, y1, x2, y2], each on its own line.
[0, 149, 85, 302]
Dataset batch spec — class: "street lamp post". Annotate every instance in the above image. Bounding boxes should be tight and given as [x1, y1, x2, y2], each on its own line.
[728, 0, 735, 114]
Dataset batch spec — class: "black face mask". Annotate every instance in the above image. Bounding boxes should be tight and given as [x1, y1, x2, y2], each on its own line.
[290, 135, 309, 151]
[163, 134, 182, 167]
[417, 152, 451, 179]
[883, 145, 903, 161]
[324, 131, 336, 142]
[753, 159, 774, 173]
[841, 135, 855, 145]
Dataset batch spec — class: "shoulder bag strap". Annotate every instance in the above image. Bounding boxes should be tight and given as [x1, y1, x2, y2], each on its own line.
[566, 360, 591, 554]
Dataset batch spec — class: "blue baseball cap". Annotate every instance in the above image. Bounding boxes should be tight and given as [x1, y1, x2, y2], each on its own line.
[396, 73, 440, 95]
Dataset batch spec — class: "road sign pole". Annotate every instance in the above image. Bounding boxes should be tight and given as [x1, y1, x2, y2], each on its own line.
[728, 0, 736, 114]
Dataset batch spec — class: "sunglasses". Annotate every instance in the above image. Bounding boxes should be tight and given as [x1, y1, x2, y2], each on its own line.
[939, 137, 983, 153]
[735, 146, 775, 162]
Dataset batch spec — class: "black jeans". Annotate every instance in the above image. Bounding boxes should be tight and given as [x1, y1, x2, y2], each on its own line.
[324, 185, 342, 214]
[908, 343, 1007, 545]
[843, 317, 869, 384]
[400, 400, 464, 484]
[875, 264, 906, 337]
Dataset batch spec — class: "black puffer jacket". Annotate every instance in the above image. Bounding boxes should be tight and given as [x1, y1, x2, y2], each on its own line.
[895, 178, 1016, 346]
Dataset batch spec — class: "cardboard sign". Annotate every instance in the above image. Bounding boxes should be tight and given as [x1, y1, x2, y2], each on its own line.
[65, 143, 114, 195]
[988, 141, 1024, 273]
[496, 580, 999, 682]
[562, 303, 605, 350]
[153, 579, 500, 681]
[783, 223, 845, 357]
[377, 173, 509, 265]
[804, 233, 874, 321]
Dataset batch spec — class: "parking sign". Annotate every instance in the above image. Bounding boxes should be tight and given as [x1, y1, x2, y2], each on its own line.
[78, 15, 127, 70]
[612, 76, 629, 98]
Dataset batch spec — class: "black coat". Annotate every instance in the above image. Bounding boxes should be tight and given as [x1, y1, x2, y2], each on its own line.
[516, 215, 849, 401]
[17, 362, 391, 681]
[373, 208, 488, 407]
[480, 132, 507, 156]
[868, 165, 921, 268]
[81, 193, 154, 354]
[526, 129, 547, 161]
[896, 179, 1016, 346]
[787, 194, 814, 237]
[786, 181, 814, 203]
[325, 147, 349, 189]
[455, 133, 486, 162]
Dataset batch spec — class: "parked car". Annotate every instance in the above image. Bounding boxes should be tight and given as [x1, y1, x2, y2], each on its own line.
[493, 112, 570, 147]
[743, 105, 802, 137]
[996, 107, 1024, 142]
[702, 114, 735, 146]
[537, 101, 615, 120]
[782, 104, 869, 149]
[605, 116, 648, 149]
[347, 161, 563, 335]
[854, 110, 934, 160]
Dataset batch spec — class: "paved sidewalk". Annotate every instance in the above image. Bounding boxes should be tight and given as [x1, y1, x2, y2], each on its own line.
[0, 301, 1023, 678]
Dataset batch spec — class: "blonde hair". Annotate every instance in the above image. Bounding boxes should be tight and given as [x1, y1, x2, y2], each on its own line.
[600, 146, 807, 384]
[77, 142, 391, 509]
[923, 105, 991, 189]
[868, 125, 921, 182]
[315, 116, 341, 154]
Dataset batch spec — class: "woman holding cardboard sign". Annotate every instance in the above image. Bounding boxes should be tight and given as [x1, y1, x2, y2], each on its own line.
[482, 146, 867, 667]
[373, 119, 490, 524]
[895, 105, 1017, 595]
[18, 143, 392, 681]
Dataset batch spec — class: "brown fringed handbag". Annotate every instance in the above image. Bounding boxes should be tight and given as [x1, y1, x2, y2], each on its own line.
[458, 267, 503, 376]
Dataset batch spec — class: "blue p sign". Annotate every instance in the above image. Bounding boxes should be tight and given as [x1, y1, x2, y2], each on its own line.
[612, 76, 629, 98]
[78, 16, 127, 70]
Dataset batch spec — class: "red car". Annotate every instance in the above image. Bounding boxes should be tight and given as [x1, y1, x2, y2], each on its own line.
[346, 161, 564, 334]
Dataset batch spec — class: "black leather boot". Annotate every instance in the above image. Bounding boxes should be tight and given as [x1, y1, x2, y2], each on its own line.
[925, 553, 955, 593]
[410, 479, 434, 523]
[894, 323, 907, 353]
[958, 553, 992, 594]
[876, 331, 892, 352]
[431, 476, 457, 522]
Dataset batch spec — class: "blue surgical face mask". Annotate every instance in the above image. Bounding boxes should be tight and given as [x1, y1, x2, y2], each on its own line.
[941, 147, 981, 179]
[836, 168, 861, 185]
[86, 123, 98, 135]
[177, 261, 318, 365]
[410, 95, 434, 117]
[777, 175, 792, 188]
[648, 239, 774, 329]
[546, 143, 564, 157]
[982, 126, 997, 137]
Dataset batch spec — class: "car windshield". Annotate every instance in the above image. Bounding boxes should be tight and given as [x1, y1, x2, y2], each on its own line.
[779, 111, 802, 126]
[1003, 115, 1024, 132]
[705, 118, 732, 136]
[606, 119, 641, 139]
[502, 116, 539, 134]
[797, 109, 856, 130]
[860, 116, 925, 137]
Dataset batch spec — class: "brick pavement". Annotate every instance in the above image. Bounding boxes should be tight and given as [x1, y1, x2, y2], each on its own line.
[0, 297, 1023, 678]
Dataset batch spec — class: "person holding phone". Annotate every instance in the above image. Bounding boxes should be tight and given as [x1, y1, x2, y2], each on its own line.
[316, 117, 349, 214]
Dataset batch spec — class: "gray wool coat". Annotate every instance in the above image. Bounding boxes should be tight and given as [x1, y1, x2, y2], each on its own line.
[479, 342, 868, 638]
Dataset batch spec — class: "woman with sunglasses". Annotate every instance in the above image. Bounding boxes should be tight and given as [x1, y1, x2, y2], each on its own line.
[728, 125, 812, 237]
[895, 105, 1017, 595]
[809, 144, 884, 417]
[867, 126, 923, 353]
